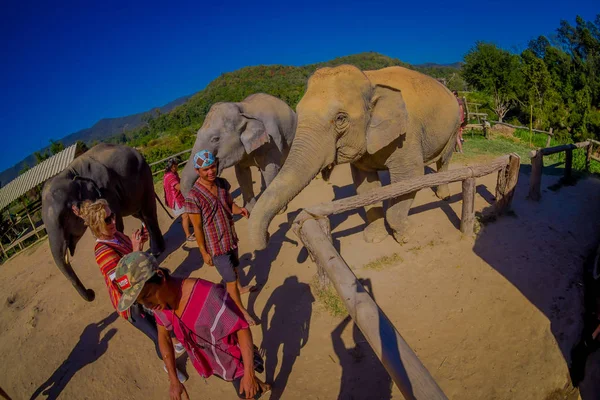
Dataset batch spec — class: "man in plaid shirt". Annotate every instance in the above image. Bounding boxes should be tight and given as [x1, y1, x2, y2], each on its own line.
[185, 150, 257, 325]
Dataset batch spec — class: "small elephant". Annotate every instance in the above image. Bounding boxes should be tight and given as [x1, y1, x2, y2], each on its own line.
[180, 93, 297, 211]
[249, 65, 461, 249]
[41, 143, 165, 302]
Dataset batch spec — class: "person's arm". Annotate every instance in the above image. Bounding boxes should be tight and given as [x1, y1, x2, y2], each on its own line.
[188, 213, 212, 266]
[231, 202, 249, 218]
[237, 328, 259, 399]
[158, 324, 189, 400]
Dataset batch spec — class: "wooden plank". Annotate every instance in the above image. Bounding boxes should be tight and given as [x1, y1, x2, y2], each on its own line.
[305, 155, 512, 217]
[589, 139, 600, 147]
[460, 178, 476, 235]
[587, 142, 593, 171]
[529, 152, 543, 201]
[539, 141, 590, 156]
[591, 155, 600, 163]
[296, 216, 448, 400]
[565, 149, 573, 180]
[493, 121, 553, 135]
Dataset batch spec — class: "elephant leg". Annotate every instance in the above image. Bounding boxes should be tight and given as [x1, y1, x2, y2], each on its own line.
[387, 160, 423, 244]
[235, 164, 257, 212]
[435, 149, 453, 200]
[351, 164, 387, 243]
[139, 195, 165, 256]
[115, 214, 125, 233]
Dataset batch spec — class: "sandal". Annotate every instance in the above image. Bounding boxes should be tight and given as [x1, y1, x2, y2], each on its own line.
[186, 234, 195, 242]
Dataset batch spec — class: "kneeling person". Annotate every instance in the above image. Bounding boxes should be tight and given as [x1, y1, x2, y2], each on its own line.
[115, 252, 270, 400]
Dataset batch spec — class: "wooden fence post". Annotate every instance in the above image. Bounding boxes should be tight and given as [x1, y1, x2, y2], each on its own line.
[586, 142, 593, 171]
[545, 128, 553, 147]
[565, 149, 573, 181]
[529, 151, 543, 201]
[460, 178, 476, 235]
[496, 154, 521, 213]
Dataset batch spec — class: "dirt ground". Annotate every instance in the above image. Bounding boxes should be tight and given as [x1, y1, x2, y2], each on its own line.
[2, 158, 600, 400]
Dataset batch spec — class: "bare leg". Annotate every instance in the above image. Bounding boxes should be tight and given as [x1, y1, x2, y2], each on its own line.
[351, 164, 387, 243]
[235, 164, 257, 212]
[181, 213, 191, 238]
[227, 271, 258, 326]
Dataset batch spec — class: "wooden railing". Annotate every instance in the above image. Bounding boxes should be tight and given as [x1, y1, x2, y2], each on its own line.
[493, 122, 554, 147]
[528, 141, 594, 201]
[291, 154, 520, 400]
[148, 148, 193, 176]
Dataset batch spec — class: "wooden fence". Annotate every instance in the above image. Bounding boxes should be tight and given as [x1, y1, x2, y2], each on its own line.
[528, 140, 596, 201]
[148, 148, 193, 176]
[493, 122, 554, 147]
[291, 154, 520, 399]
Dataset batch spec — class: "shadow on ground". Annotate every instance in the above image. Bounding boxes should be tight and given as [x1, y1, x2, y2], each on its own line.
[30, 313, 118, 400]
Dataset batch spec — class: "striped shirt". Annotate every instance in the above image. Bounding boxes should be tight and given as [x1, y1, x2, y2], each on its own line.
[95, 231, 133, 320]
[154, 279, 249, 381]
[184, 177, 238, 257]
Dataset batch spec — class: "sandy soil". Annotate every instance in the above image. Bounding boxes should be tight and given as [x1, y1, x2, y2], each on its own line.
[2, 159, 600, 400]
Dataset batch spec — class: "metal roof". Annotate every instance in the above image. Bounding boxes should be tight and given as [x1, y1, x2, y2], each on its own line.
[0, 144, 78, 211]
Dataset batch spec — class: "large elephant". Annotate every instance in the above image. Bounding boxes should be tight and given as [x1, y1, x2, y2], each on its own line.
[41, 143, 165, 302]
[180, 93, 297, 211]
[248, 65, 460, 250]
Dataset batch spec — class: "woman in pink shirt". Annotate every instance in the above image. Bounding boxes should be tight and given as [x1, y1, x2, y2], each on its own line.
[163, 158, 194, 241]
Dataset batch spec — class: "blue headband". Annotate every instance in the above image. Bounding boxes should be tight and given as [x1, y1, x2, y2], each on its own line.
[193, 150, 215, 169]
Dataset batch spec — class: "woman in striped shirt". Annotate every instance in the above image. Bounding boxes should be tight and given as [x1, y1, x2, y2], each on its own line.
[76, 199, 186, 382]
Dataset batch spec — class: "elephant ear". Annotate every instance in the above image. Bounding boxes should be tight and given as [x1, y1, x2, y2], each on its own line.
[366, 84, 409, 155]
[240, 114, 271, 154]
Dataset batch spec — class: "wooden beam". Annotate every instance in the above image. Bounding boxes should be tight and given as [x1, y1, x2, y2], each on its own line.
[591, 155, 600, 163]
[460, 178, 476, 235]
[148, 148, 193, 167]
[529, 141, 590, 158]
[305, 155, 513, 217]
[565, 149, 573, 181]
[296, 216, 448, 400]
[586, 142, 593, 171]
[529, 152, 543, 201]
[589, 139, 600, 147]
[495, 154, 521, 213]
[545, 128, 553, 147]
[493, 121, 553, 135]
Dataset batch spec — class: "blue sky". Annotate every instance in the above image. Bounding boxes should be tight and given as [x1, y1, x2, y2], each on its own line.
[0, 0, 597, 172]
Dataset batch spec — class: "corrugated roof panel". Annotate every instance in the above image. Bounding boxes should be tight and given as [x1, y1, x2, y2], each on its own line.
[0, 144, 77, 211]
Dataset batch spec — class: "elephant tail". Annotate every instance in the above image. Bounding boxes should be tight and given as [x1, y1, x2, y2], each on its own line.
[155, 192, 174, 220]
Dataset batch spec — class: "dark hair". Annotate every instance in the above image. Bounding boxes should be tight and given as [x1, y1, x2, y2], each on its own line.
[165, 158, 179, 173]
[146, 267, 171, 285]
[452, 90, 459, 96]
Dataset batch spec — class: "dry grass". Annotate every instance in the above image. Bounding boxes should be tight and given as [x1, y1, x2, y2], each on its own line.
[312, 278, 347, 317]
[364, 253, 404, 270]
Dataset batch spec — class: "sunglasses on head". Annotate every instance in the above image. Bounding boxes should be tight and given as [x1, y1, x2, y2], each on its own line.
[104, 213, 116, 224]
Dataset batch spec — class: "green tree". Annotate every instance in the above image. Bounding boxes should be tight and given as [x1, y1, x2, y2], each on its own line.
[462, 42, 522, 122]
[49, 139, 65, 155]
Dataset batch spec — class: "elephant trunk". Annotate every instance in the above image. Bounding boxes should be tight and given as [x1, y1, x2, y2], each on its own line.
[49, 235, 95, 302]
[248, 126, 333, 250]
[180, 158, 197, 197]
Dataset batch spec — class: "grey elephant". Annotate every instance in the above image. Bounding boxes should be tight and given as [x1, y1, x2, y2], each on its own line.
[180, 93, 297, 211]
[249, 65, 461, 249]
[41, 143, 165, 302]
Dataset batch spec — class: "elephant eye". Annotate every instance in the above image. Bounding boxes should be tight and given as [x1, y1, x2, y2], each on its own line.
[210, 136, 219, 143]
[334, 112, 349, 133]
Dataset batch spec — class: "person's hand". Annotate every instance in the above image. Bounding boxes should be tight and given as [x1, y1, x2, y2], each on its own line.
[239, 372, 259, 399]
[140, 225, 149, 242]
[169, 381, 189, 400]
[201, 251, 213, 266]
[131, 229, 144, 251]
[239, 207, 249, 219]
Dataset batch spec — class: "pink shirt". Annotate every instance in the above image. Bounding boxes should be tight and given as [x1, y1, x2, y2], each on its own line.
[163, 171, 185, 209]
[154, 279, 249, 380]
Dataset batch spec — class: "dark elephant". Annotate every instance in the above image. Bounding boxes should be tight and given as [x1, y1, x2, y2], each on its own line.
[41, 143, 165, 302]
[180, 93, 297, 211]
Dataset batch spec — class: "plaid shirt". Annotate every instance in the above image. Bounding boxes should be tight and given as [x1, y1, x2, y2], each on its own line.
[184, 177, 238, 256]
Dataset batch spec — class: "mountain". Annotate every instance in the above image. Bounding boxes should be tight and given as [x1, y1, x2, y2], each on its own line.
[0, 95, 191, 187]
[417, 62, 463, 69]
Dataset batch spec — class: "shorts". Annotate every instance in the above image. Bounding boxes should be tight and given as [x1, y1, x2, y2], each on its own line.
[213, 249, 240, 283]
[172, 204, 185, 217]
